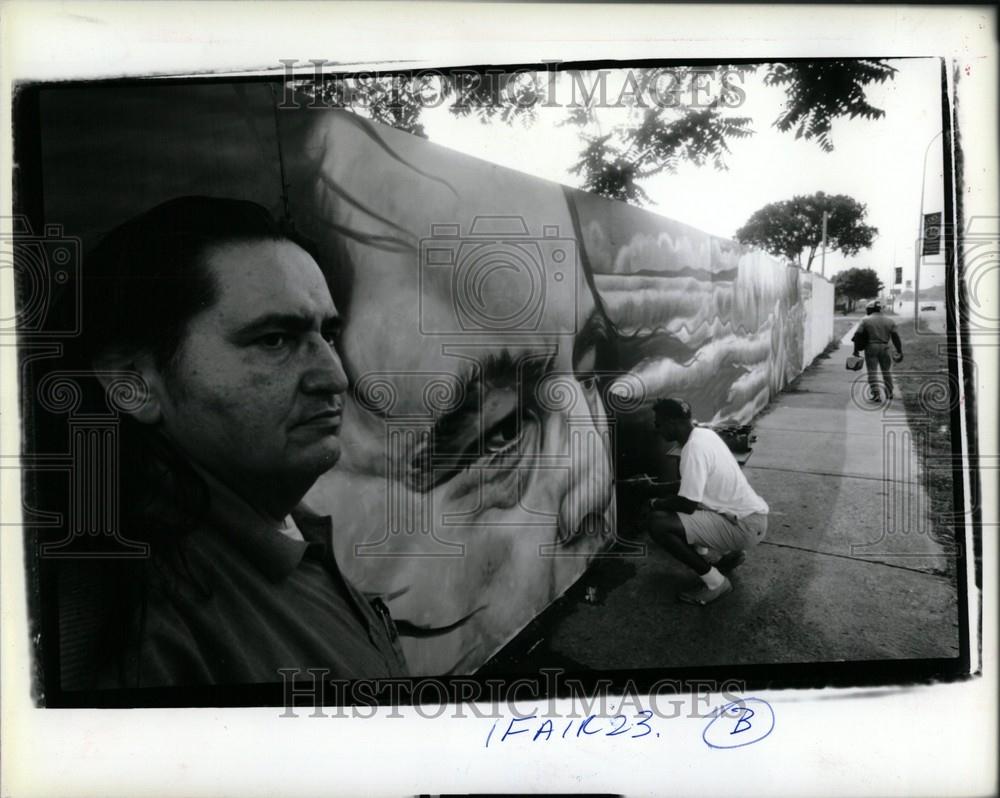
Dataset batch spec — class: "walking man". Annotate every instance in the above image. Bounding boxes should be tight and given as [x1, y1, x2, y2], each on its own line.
[642, 398, 769, 606]
[852, 300, 904, 402]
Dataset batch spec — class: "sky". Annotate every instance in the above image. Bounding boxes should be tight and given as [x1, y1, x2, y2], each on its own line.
[420, 59, 947, 293]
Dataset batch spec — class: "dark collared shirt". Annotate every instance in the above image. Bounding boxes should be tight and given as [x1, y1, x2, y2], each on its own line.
[103, 481, 408, 688]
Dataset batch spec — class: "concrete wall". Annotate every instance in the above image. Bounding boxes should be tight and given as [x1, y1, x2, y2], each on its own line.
[803, 272, 836, 365]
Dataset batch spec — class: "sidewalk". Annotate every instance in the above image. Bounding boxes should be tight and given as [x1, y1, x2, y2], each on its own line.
[480, 325, 961, 672]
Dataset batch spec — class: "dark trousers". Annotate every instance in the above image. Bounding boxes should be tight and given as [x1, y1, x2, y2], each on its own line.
[864, 344, 894, 396]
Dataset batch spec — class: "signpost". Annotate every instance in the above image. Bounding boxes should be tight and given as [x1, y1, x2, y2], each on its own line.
[820, 210, 829, 278]
[914, 131, 943, 326]
[922, 212, 942, 256]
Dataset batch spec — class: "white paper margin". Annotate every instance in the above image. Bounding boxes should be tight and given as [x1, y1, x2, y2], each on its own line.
[1, 3, 996, 797]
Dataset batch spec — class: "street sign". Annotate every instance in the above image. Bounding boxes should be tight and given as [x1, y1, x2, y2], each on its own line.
[922, 212, 942, 256]
[894, 266, 902, 285]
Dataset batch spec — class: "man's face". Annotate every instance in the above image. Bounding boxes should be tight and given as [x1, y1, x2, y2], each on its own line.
[149, 239, 348, 505]
[654, 414, 684, 443]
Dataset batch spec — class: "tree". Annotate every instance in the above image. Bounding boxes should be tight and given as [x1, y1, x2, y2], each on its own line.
[834, 267, 883, 313]
[734, 192, 878, 271]
[293, 60, 897, 206]
[763, 61, 898, 153]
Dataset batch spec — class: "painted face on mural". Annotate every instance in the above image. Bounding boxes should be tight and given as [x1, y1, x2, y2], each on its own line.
[304, 232, 618, 669]
[285, 110, 622, 674]
[370, 276, 615, 541]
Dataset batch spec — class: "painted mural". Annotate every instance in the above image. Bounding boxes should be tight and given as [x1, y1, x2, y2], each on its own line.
[34, 83, 832, 680]
[280, 109, 617, 676]
[260, 105, 832, 674]
[566, 191, 835, 478]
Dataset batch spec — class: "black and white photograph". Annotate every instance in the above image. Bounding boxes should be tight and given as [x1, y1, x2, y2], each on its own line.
[1, 3, 996, 797]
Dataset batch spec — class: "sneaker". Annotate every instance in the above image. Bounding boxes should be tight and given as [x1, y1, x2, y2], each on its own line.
[870, 392, 881, 403]
[716, 550, 747, 572]
[678, 576, 733, 606]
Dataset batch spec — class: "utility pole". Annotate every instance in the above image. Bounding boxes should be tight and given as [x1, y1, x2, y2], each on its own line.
[820, 210, 829, 278]
[915, 131, 943, 327]
[889, 241, 897, 313]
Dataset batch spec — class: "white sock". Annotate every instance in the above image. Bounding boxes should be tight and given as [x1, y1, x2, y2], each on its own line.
[700, 566, 725, 589]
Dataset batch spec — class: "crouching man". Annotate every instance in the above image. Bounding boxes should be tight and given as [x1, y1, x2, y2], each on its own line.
[642, 398, 769, 606]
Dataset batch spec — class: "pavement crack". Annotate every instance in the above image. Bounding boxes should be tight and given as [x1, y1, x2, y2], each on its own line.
[759, 539, 956, 579]
[754, 425, 876, 437]
[744, 464, 919, 485]
[773, 389, 846, 396]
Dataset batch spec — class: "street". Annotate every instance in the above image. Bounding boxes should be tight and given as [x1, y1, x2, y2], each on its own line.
[889, 300, 948, 334]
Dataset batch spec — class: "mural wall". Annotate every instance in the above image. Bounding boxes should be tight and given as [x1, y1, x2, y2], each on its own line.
[566, 191, 835, 477]
[33, 82, 832, 679]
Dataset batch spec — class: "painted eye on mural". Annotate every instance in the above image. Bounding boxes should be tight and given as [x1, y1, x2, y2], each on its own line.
[577, 372, 599, 392]
[572, 307, 617, 397]
[474, 386, 541, 468]
[409, 378, 538, 492]
[484, 408, 524, 454]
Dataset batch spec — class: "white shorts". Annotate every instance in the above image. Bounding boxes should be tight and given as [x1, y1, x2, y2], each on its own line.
[679, 510, 768, 553]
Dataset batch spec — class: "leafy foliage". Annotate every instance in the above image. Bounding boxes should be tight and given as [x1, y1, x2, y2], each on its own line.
[301, 74, 440, 138]
[834, 267, 883, 312]
[734, 192, 878, 271]
[294, 60, 897, 206]
[558, 67, 755, 204]
[570, 134, 653, 204]
[765, 60, 898, 152]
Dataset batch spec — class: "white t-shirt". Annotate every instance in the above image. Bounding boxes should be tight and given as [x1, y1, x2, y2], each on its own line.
[678, 427, 769, 518]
